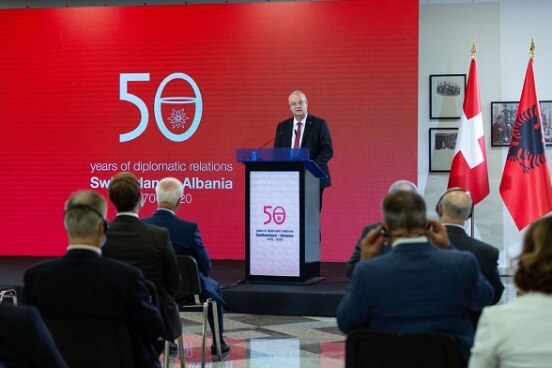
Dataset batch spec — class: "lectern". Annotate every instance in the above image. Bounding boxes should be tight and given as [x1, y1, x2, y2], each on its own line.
[236, 148, 327, 284]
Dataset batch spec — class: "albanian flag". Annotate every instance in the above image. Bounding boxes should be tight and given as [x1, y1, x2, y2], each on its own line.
[448, 57, 489, 204]
[499, 58, 552, 230]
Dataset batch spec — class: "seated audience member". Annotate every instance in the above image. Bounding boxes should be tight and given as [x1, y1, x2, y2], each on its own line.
[437, 187, 504, 326]
[345, 180, 417, 278]
[143, 177, 230, 358]
[337, 191, 493, 366]
[103, 172, 182, 350]
[0, 303, 68, 368]
[22, 190, 163, 368]
[469, 215, 552, 368]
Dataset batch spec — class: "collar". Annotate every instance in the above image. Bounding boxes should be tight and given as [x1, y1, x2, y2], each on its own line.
[116, 212, 139, 218]
[443, 223, 465, 230]
[294, 114, 307, 126]
[392, 235, 428, 247]
[157, 208, 175, 215]
[67, 244, 102, 255]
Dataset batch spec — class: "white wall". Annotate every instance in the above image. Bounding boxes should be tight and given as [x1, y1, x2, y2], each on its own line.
[419, 0, 552, 267]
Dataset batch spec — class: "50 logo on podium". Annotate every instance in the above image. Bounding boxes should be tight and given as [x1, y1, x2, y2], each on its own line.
[119, 73, 202, 142]
[263, 205, 286, 225]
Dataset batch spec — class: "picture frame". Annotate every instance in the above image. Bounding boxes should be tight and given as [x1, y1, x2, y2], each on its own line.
[491, 100, 552, 147]
[429, 128, 458, 172]
[429, 74, 466, 119]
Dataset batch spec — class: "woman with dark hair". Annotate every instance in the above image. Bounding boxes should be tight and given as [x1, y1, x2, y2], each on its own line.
[469, 216, 552, 368]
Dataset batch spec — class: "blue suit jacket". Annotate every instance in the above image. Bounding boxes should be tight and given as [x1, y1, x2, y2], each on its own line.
[0, 303, 68, 368]
[22, 249, 164, 368]
[337, 241, 493, 365]
[143, 210, 224, 305]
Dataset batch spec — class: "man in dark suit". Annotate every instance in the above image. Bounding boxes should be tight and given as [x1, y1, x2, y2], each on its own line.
[337, 191, 493, 366]
[274, 90, 333, 208]
[103, 172, 182, 351]
[437, 187, 504, 325]
[143, 177, 230, 358]
[345, 180, 418, 278]
[0, 303, 68, 368]
[22, 190, 164, 368]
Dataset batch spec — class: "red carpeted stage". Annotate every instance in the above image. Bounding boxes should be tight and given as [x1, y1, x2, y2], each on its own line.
[0, 257, 348, 317]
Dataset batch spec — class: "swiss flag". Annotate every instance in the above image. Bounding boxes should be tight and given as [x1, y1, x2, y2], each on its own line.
[499, 58, 552, 230]
[448, 58, 489, 204]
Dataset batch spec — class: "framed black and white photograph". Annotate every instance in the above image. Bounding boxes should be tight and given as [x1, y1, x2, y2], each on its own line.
[429, 128, 458, 172]
[429, 74, 466, 119]
[540, 100, 552, 146]
[491, 100, 552, 146]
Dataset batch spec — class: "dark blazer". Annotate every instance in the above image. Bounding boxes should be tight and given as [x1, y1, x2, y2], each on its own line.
[0, 303, 68, 368]
[142, 210, 223, 305]
[274, 113, 333, 188]
[22, 249, 164, 368]
[337, 242, 494, 366]
[446, 225, 504, 306]
[103, 215, 182, 340]
[345, 222, 393, 278]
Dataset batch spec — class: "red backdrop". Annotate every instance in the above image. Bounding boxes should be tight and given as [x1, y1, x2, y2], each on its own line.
[0, 0, 418, 260]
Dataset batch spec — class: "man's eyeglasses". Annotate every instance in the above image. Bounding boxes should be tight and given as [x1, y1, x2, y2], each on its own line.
[289, 100, 306, 107]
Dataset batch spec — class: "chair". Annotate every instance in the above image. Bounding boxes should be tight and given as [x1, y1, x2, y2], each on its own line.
[174, 255, 222, 368]
[144, 279, 186, 368]
[45, 319, 135, 368]
[0, 288, 18, 305]
[345, 328, 462, 368]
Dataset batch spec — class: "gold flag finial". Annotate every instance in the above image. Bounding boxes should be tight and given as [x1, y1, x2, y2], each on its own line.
[530, 37, 535, 58]
[471, 40, 477, 58]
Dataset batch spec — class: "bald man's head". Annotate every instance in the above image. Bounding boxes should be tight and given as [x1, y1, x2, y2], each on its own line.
[437, 188, 473, 224]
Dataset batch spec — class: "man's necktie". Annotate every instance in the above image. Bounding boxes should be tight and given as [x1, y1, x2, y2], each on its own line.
[293, 122, 302, 148]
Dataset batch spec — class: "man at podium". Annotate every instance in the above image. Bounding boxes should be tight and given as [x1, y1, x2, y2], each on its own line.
[274, 90, 333, 209]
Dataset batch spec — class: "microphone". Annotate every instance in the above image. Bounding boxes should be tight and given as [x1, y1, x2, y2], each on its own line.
[257, 129, 283, 149]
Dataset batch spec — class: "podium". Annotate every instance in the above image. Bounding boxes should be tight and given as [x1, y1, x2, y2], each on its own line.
[236, 148, 327, 284]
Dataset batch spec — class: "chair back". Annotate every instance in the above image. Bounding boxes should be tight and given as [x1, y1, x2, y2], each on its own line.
[46, 319, 135, 368]
[0, 288, 18, 305]
[345, 329, 462, 368]
[174, 255, 202, 300]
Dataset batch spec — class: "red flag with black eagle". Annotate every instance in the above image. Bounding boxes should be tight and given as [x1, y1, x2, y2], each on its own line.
[448, 57, 489, 204]
[499, 58, 552, 230]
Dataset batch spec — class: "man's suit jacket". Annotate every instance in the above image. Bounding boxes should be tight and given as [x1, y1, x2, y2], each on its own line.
[274, 113, 333, 188]
[345, 222, 393, 278]
[142, 210, 223, 305]
[469, 293, 552, 368]
[0, 303, 68, 368]
[337, 241, 494, 365]
[103, 215, 182, 340]
[22, 249, 164, 368]
[445, 225, 504, 305]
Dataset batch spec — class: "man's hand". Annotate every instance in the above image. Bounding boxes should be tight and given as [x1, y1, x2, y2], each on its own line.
[427, 219, 450, 249]
[360, 225, 385, 261]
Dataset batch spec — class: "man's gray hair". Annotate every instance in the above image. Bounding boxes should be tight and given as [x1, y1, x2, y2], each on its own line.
[64, 190, 107, 238]
[388, 180, 418, 193]
[383, 191, 427, 230]
[155, 177, 183, 205]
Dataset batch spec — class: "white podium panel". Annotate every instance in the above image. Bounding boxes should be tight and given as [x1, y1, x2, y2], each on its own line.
[249, 171, 300, 277]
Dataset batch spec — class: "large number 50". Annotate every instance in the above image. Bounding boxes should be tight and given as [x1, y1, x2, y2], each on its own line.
[119, 72, 203, 143]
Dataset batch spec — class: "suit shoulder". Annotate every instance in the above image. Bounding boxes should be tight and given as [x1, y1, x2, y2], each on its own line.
[277, 118, 293, 126]
[141, 220, 170, 235]
[307, 114, 328, 124]
[94, 256, 144, 276]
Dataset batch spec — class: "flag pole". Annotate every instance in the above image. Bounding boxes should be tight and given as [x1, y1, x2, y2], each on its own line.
[470, 40, 476, 239]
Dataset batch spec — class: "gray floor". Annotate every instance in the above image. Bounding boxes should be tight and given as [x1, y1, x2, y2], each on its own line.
[165, 275, 517, 367]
